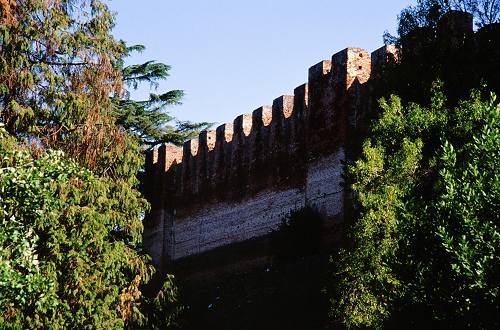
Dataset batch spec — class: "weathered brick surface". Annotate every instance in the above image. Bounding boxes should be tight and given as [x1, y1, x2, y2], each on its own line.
[173, 188, 304, 259]
[305, 149, 345, 219]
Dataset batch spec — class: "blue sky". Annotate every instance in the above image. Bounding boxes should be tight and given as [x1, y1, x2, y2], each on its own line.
[108, 0, 413, 127]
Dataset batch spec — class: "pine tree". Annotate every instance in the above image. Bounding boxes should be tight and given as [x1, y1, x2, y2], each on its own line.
[113, 44, 211, 148]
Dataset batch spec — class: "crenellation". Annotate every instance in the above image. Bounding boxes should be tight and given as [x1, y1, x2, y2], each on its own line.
[213, 123, 234, 192]
[437, 10, 473, 50]
[284, 83, 308, 185]
[186, 138, 199, 157]
[401, 26, 435, 58]
[143, 147, 159, 207]
[144, 147, 159, 180]
[158, 144, 183, 173]
[371, 45, 398, 79]
[216, 122, 235, 143]
[248, 106, 273, 191]
[475, 23, 500, 92]
[341, 48, 371, 129]
[233, 113, 253, 137]
[292, 84, 308, 145]
[200, 130, 217, 151]
[293, 83, 308, 109]
[271, 95, 295, 183]
[307, 58, 335, 157]
[280, 95, 296, 158]
[198, 130, 217, 196]
[251, 105, 272, 127]
[308, 60, 332, 82]
[331, 48, 371, 89]
[157, 144, 167, 174]
[476, 22, 500, 45]
[150, 147, 159, 164]
[368, 45, 399, 128]
[231, 114, 252, 197]
[181, 139, 200, 197]
[162, 145, 183, 204]
[273, 95, 294, 119]
[271, 95, 294, 142]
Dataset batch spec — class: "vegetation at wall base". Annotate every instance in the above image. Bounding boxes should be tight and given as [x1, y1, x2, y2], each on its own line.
[330, 83, 500, 329]
[270, 207, 323, 260]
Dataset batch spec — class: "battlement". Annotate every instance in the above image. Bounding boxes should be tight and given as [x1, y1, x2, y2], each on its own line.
[143, 11, 499, 268]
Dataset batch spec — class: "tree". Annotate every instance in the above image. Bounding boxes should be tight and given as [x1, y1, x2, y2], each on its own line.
[0, 0, 133, 177]
[0, 0, 210, 175]
[0, 1, 185, 328]
[385, 0, 500, 43]
[330, 84, 500, 329]
[378, 5, 499, 115]
[113, 44, 211, 148]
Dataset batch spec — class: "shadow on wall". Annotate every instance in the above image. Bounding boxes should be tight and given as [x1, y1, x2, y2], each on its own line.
[269, 206, 323, 260]
[179, 207, 333, 330]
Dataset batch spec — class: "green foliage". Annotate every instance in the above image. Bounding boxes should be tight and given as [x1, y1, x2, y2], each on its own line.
[0, 127, 180, 328]
[331, 85, 500, 328]
[137, 275, 183, 330]
[0, 1, 189, 327]
[428, 95, 500, 326]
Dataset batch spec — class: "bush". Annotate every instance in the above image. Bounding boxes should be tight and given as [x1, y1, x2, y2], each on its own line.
[331, 85, 500, 329]
[270, 207, 323, 260]
[0, 127, 179, 328]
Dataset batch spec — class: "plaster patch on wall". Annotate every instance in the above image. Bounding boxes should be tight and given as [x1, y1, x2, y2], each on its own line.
[172, 188, 305, 259]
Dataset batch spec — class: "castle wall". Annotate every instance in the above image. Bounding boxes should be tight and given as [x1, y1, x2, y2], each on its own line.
[144, 46, 375, 266]
[141, 11, 495, 270]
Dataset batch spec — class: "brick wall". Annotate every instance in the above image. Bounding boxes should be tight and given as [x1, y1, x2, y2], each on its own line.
[142, 11, 498, 272]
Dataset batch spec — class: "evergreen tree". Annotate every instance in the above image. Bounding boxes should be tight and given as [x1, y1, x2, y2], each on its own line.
[0, 0, 133, 177]
[0, 126, 181, 328]
[113, 44, 211, 148]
